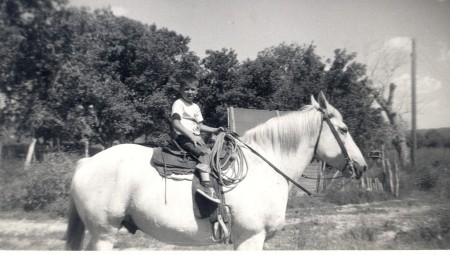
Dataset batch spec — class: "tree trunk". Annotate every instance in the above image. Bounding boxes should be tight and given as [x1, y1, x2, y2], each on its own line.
[56, 137, 61, 152]
[84, 139, 89, 158]
[24, 138, 37, 170]
[373, 83, 410, 168]
[390, 115, 409, 168]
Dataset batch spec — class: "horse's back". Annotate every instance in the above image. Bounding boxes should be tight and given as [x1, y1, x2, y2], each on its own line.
[71, 144, 157, 227]
[72, 144, 155, 186]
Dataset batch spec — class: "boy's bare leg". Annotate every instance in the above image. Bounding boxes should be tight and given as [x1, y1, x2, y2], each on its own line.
[196, 163, 220, 204]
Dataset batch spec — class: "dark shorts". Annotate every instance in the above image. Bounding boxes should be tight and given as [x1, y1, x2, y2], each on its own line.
[176, 135, 210, 158]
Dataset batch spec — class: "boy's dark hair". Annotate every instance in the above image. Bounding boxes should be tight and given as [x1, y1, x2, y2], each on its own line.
[179, 73, 199, 88]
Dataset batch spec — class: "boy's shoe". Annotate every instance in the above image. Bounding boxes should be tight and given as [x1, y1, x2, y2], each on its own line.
[196, 186, 221, 204]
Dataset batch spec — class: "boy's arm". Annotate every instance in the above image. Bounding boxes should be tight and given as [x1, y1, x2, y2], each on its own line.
[199, 123, 225, 134]
[172, 114, 206, 146]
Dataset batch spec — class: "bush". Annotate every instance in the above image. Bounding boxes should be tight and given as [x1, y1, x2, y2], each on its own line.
[0, 159, 27, 210]
[21, 153, 78, 216]
[402, 148, 450, 199]
[322, 182, 392, 205]
[414, 169, 437, 191]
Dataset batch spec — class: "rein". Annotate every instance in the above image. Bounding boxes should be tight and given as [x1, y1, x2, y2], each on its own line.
[229, 132, 314, 197]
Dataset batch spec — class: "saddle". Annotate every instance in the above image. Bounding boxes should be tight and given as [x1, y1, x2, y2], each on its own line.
[150, 137, 234, 243]
[151, 141, 198, 176]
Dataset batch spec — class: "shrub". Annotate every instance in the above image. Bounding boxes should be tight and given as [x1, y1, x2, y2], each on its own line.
[21, 153, 77, 216]
[397, 147, 450, 199]
[414, 169, 437, 191]
[0, 159, 27, 210]
[322, 182, 392, 205]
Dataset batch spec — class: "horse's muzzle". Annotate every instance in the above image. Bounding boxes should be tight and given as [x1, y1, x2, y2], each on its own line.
[354, 165, 367, 180]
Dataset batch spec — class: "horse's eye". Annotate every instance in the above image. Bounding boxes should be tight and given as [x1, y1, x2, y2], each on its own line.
[339, 127, 348, 134]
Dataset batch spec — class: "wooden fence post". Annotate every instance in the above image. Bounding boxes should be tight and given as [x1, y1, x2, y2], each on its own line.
[394, 159, 400, 197]
[386, 159, 395, 194]
[316, 161, 323, 193]
[227, 107, 236, 132]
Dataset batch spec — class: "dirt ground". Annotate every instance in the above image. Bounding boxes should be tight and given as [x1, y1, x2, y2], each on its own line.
[0, 196, 449, 250]
[272, 197, 450, 250]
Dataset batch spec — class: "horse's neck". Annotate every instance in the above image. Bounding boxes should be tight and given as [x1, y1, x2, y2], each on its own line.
[244, 140, 315, 182]
[241, 109, 320, 181]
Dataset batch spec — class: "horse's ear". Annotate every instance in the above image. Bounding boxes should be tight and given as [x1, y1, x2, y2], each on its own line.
[311, 95, 319, 109]
[317, 91, 329, 110]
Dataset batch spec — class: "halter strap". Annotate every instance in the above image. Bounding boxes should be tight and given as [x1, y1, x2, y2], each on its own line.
[313, 111, 325, 156]
[314, 108, 357, 178]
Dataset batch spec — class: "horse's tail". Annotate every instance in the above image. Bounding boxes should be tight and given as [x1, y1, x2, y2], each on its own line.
[65, 194, 85, 250]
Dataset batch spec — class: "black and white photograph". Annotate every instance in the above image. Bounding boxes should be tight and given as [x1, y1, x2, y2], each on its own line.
[0, 0, 449, 251]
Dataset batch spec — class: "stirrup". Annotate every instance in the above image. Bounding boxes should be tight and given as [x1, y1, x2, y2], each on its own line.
[212, 215, 230, 243]
[196, 188, 221, 204]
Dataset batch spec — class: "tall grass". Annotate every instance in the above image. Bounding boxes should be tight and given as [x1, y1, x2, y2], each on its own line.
[402, 147, 450, 199]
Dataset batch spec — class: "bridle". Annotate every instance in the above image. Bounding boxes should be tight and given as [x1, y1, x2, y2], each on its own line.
[313, 108, 358, 179]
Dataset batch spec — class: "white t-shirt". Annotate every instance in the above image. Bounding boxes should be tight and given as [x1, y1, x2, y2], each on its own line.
[171, 98, 203, 135]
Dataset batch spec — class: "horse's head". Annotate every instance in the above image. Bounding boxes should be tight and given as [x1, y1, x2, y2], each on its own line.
[311, 91, 367, 179]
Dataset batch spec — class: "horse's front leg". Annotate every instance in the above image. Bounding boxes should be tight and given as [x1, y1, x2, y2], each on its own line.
[85, 224, 118, 251]
[233, 230, 266, 250]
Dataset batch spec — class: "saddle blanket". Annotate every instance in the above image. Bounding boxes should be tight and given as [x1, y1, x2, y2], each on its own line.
[150, 146, 231, 221]
[150, 147, 197, 177]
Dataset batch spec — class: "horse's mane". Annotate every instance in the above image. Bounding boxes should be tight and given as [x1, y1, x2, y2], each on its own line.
[241, 105, 323, 155]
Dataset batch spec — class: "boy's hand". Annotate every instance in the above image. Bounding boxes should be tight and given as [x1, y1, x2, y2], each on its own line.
[215, 127, 226, 133]
[190, 135, 205, 146]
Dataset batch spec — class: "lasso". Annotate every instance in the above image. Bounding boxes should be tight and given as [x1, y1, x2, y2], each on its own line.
[210, 131, 248, 192]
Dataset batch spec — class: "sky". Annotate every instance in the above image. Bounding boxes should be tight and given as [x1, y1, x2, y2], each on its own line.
[68, 0, 450, 129]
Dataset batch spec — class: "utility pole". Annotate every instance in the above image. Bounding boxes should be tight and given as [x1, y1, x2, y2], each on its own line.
[411, 38, 417, 169]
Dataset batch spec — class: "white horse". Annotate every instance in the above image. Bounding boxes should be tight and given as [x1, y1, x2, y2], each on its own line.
[65, 92, 367, 250]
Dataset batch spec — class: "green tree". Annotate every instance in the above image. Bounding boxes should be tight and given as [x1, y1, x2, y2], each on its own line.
[0, 0, 69, 142]
[265, 43, 326, 110]
[56, 9, 199, 146]
[198, 48, 242, 126]
[323, 49, 385, 154]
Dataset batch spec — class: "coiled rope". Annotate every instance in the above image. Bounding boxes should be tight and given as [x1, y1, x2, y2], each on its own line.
[210, 132, 248, 192]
